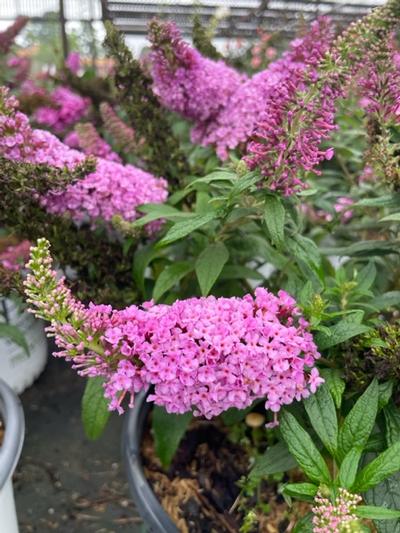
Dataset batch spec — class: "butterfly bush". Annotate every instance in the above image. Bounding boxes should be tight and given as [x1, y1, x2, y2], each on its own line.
[193, 17, 335, 160]
[312, 489, 362, 533]
[34, 86, 90, 133]
[148, 20, 245, 123]
[25, 239, 322, 418]
[0, 88, 168, 226]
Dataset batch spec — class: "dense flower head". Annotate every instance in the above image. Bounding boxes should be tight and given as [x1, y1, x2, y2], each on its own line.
[74, 122, 122, 163]
[148, 19, 245, 123]
[312, 488, 363, 532]
[194, 17, 335, 160]
[244, 18, 340, 195]
[0, 240, 31, 271]
[34, 86, 90, 133]
[25, 239, 322, 418]
[0, 87, 168, 226]
[357, 40, 400, 123]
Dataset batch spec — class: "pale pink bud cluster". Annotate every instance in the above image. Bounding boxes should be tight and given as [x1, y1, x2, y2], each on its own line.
[312, 488, 362, 532]
[34, 86, 90, 133]
[334, 197, 354, 223]
[25, 240, 322, 418]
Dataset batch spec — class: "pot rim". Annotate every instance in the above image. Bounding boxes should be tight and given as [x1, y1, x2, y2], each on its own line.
[122, 390, 179, 533]
[0, 378, 25, 490]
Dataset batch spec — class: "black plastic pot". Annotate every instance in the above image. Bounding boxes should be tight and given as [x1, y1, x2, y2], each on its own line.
[122, 391, 179, 533]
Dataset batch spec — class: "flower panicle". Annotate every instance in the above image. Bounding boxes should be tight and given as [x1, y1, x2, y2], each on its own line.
[25, 240, 322, 418]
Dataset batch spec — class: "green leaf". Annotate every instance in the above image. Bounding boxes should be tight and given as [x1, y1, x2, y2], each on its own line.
[321, 241, 400, 258]
[315, 319, 370, 350]
[292, 513, 314, 533]
[280, 411, 331, 484]
[221, 404, 254, 426]
[283, 482, 318, 502]
[338, 379, 379, 461]
[0, 323, 30, 356]
[357, 262, 377, 291]
[264, 195, 285, 247]
[249, 441, 298, 480]
[219, 265, 264, 281]
[158, 212, 217, 246]
[384, 404, 400, 447]
[339, 448, 362, 489]
[152, 406, 192, 468]
[195, 243, 229, 296]
[304, 384, 338, 456]
[378, 382, 394, 410]
[380, 213, 400, 222]
[354, 194, 400, 208]
[365, 470, 400, 533]
[354, 441, 400, 492]
[320, 369, 345, 409]
[288, 235, 321, 268]
[81, 377, 110, 440]
[355, 506, 400, 520]
[370, 291, 400, 311]
[152, 262, 193, 302]
[132, 244, 162, 295]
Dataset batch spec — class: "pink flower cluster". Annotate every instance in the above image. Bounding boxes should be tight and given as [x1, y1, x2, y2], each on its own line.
[334, 197, 354, 223]
[25, 239, 322, 418]
[312, 488, 362, 532]
[149, 18, 335, 163]
[148, 20, 245, 123]
[42, 158, 167, 224]
[0, 240, 31, 271]
[357, 43, 400, 123]
[65, 52, 81, 75]
[244, 19, 341, 195]
[73, 122, 122, 163]
[34, 86, 90, 133]
[0, 87, 168, 226]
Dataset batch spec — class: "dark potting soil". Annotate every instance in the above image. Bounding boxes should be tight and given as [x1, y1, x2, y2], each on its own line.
[142, 417, 303, 533]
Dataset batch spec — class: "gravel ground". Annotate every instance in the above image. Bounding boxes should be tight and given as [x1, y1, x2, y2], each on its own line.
[13, 354, 144, 532]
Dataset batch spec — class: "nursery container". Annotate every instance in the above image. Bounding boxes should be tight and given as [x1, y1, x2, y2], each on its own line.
[123, 391, 179, 533]
[0, 378, 25, 533]
[0, 298, 48, 393]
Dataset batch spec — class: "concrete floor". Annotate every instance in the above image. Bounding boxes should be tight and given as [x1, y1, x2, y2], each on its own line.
[14, 355, 143, 532]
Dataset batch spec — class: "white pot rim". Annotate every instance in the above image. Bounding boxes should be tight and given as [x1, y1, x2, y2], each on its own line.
[0, 379, 25, 489]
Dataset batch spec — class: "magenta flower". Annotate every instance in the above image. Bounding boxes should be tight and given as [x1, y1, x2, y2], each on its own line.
[25, 239, 322, 418]
[0, 87, 168, 228]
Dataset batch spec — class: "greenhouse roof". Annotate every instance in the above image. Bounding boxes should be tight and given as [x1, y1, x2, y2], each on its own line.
[103, 0, 386, 37]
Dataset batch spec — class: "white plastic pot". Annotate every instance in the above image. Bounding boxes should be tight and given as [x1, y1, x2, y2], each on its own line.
[0, 298, 48, 393]
[0, 378, 25, 533]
